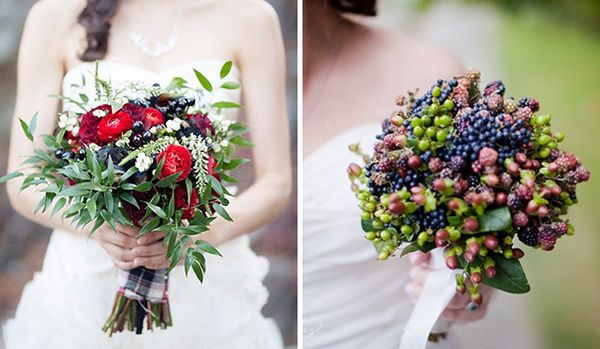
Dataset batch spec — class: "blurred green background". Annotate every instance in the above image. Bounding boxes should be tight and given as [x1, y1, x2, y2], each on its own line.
[376, 0, 600, 348]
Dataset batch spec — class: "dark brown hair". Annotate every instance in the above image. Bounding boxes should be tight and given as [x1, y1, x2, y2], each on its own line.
[331, 0, 376, 16]
[77, 0, 119, 61]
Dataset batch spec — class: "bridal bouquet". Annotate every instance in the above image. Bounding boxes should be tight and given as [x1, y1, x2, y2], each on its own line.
[0, 62, 249, 335]
[348, 69, 589, 344]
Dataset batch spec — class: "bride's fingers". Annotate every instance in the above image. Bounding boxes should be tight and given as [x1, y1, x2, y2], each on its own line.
[134, 255, 168, 269]
[136, 232, 166, 245]
[115, 224, 140, 237]
[132, 241, 166, 258]
[102, 230, 137, 249]
[102, 242, 135, 268]
[408, 251, 430, 266]
[442, 306, 486, 323]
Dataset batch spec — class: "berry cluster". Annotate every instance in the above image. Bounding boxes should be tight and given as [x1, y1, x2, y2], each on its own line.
[349, 69, 590, 304]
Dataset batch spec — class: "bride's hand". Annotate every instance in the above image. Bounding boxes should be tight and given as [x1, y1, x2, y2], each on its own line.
[93, 224, 140, 270]
[405, 251, 492, 323]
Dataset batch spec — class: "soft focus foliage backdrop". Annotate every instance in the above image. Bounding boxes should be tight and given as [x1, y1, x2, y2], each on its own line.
[0, 0, 297, 347]
[372, 0, 600, 347]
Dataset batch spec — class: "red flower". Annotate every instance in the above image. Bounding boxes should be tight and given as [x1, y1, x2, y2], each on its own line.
[122, 190, 154, 225]
[188, 113, 214, 136]
[174, 185, 199, 219]
[156, 145, 192, 182]
[120, 103, 145, 122]
[97, 110, 134, 144]
[207, 156, 219, 178]
[143, 107, 165, 130]
[79, 104, 112, 145]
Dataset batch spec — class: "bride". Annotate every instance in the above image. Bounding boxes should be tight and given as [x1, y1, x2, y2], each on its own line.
[3, 0, 291, 348]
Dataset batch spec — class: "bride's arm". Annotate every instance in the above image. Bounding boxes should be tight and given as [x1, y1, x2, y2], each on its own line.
[6, 1, 83, 234]
[199, 3, 292, 246]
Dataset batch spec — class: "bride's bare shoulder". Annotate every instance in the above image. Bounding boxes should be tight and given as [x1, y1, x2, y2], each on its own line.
[24, 0, 83, 34]
[221, 0, 280, 24]
[369, 26, 465, 79]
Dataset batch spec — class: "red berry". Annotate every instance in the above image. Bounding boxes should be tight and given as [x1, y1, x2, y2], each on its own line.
[485, 174, 499, 186]
[512, 248, 525, 259]
[526, 200, 539, 215]
[470, 272, 482, 284]
[433, 178, 446, 192]
[548, 162, 559, 173]
[537, 205, 549, 217]
[483, 234, 499, 250]
[478, 147, 499, 167]
[464, 251, 476, 262]
[464, 217, 479, 232]
[495, 192, 507, 205]
[388, 201, 405, 214]
[389, 192, 401, 203]
[486, 267, 497, 278]
[347, 163, 362, 176]
[408, 155, 422, 170]
[436, 229, 450, 241]
[507, 162, 520, 175]
[471, 293, 483, 305]
[551, 186, 562, 196]
[446, 256, 458, 269]
[456, 284, 466, 294]
[435, 238, 448, 248]
[515, 153, 527, 164]
[448, 199, 460, 211]
[412, 194, 425, 205]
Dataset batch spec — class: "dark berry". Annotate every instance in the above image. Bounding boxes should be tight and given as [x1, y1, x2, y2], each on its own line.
[132, 121, 145, 134]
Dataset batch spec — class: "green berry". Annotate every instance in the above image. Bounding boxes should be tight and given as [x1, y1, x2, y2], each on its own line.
[421, 115, 432, 126]
[411, 118, 422, 128]
[426, 127, 436, 138]
[400, 225, 414, 235]
[418, 139, 430, 151]
[539, 147, 551, 158]
[554, 132, 565, 142]
[380, 213, 391, 223]
[365, 202, 376, 212]
[428, 104, 440, 116]
[432, 86, 442, 98]
[381, 230, 392, 241]
[436, 129, 448, 142]
[413, 126, 424, 137]
[538, 134, 551, 145]
[365, 232, 376, 240]
[442, 99, 454, 111]
[372, 220, 384, 229]
[360, 211, 371, 220]
[439, 114, 452, 127]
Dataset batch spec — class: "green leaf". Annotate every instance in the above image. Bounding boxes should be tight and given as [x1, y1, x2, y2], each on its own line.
[220, 61, 233, 79]
[120, 192, 139, 209]
[86, 199, 97, 218]
[134, 182, 153, 192]
[212, 101, 240, 109]
[400, 243, 420, 257]
[28, 113, 38, 136]
[191, 259, 204, 283]
[193, 69, 213, 92]
[79, 93, 89, 104]
[50, 197, 67, 218]
[167, 190, 175, 218]
[120, 167, 138, 182]
[221, 158, 249, 170]
[104, 191, 114, 213]
[195, 240, 222, 257]
[139, 216, 161, 236]
[152, 157, 166, 181]
[166, 77, 188, 90]
[146, 202, 167, 219]
[361, 219, 375, 232]
[482, 256, 531, 294]
[19, 118, 33, 141]
[220, 173, 240, 183]
[0, 171, 23, 184]
[213, 204, 232, 221]
[220, 81, 240, 90]
[478, 207, 512, 232]
[107, 157, 115, 184]
[156, 172, 182, 188]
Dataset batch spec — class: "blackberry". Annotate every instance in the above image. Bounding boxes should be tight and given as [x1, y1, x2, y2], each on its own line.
[412, 207, 448, 231]
[467, 175, 480, 188]
[538, 225, 557, 251]
[553, 222, 568, 236]
[131, 134, 144, 147]
[132, 171, 148, 184]
[97, 146, 129, 167]
[428, 157, 443, 173]
[507, 193, 522, 209]
[517, 226, 538, 247]
[449, 156, 465, 172]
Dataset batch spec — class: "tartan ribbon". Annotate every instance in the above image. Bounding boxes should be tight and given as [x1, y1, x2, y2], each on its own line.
[117, 267, 169, 302]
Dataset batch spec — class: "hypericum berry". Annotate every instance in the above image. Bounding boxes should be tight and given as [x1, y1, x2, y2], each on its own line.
[408, 155, 422, 170]
[464, 217, 479, 232]
[512, 248, 525, 259]
[446, 255, 458, 269]
[538, 225, 558, 251]
[517, 226, 538, 247]
[436, 229, 450, 241]
[478, 147, 499, 167]
[528, 98, 540, 112]
[513, 211, 529, 227]
[428, 157, 444, 173]
[347, 163, 362, 177]
[470, 272, 482, 284]
[485, 266, 497, 278]
[495, 192, 507, 205]
[388, 201, 405, 214]
[483, 234, 499, 250]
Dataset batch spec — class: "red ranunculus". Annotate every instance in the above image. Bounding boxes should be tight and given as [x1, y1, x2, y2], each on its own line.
[79, 104, 112, 145]
[207, 156, 218, 178]
[156, 144, 192, 182]
[188, 113, 214, 136]
[97, 110, 134, 144]
[143, 107, 165, 130]
[122, 190, 154, 225]
[174, 185, 199, 219]
[120, 103, 145, 122]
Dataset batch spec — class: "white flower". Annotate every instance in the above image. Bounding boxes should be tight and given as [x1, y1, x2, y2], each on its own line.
[58, 114, 69, 129]
[212, 144, 221, 152]
[71, 126, 80, 137]
[220, 140, 229, 148]
[149, 126, 158, 134]
[92, 109, 108, 118]
[116, 137, 130, 147]
[88, 143, 101, 152]
[166, 118, 182, 132]
[135, 153, 153, 172]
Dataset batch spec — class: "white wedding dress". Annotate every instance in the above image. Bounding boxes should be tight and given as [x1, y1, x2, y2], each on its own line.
[303, 124, 540, 349]
[2, 61, 283, 349]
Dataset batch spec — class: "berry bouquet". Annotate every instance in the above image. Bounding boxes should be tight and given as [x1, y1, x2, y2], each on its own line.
[347, 69, 589, 347]
[0, 62, 249, 335]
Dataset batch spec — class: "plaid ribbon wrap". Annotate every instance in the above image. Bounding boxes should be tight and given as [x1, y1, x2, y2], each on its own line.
[102, 267, 172, 336]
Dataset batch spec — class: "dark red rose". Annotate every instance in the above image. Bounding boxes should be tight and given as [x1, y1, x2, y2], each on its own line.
[188, 113, 214, 136]
[143, 107, 165, 130]
[122, 190, 154, 225]
[174, 185, 199, 219]
[97, 110, 134, 144]
[207, 156, 219, 178]
[79, 104, 112, 145]
[120, 103, 145, 122]
[156, 144, 192, 182]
